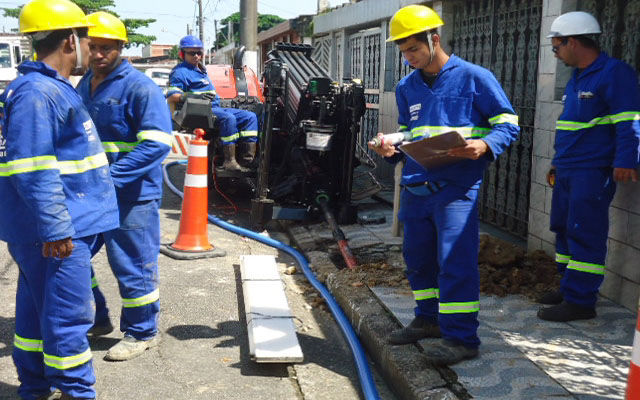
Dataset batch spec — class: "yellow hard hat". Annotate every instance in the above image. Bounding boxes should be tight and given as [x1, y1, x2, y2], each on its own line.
[387, 5, 444, 42]
[87, 11, 128, 43]
[19, 0, 92, 34]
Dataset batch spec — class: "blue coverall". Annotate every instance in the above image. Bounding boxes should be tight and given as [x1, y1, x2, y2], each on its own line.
[76, 60, 172, 340]
[167, 61, 258, 145]
[0, 61, 119, 400]
[391, 55, 519, 348]
[551, 52, 640, 308]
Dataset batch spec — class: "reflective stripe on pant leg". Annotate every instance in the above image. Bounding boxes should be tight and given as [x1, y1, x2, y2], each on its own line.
[6, 244, 50, 399]
[400, 191, 439, 323]
[232, 108, 259, 142]
[435, 187, 480, 348]
[212, 107, 239, 144]
[562, 168, 615, 307]
[41, 236, 96, 399]
[104, 199, 160, 340]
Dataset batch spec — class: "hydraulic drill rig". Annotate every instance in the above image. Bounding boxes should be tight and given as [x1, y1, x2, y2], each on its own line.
[250, 43, 366, 230]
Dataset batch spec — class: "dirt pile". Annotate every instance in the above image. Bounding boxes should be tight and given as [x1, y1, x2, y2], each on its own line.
[331, 234, 560, 301]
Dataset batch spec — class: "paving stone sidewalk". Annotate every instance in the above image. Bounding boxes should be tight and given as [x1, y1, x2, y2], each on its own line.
[287, 199, 635, 400]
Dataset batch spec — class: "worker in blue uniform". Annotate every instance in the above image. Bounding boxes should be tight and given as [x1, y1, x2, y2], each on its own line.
[166, 35, 259, 172]
[537, 11, 640, 322]
[369, 5, 519, 365]
[76, 12, 172, 361]
[0, 0, 119, 398]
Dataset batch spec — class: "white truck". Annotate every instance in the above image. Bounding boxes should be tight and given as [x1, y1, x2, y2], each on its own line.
[0, 36, 25, 94]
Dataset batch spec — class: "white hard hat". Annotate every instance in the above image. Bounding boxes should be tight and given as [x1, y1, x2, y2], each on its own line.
[547, 11, 601, 38]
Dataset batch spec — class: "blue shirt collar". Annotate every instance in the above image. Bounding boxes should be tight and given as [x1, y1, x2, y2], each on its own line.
[573, 52, 609, 80]
[17, 61, 74, 86]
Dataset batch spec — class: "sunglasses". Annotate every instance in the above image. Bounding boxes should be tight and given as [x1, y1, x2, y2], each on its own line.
[552, 38, 569, 54]
[185, 50, 203, 56]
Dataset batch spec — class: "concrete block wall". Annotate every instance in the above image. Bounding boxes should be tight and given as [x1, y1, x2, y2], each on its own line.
[529, 0, 640, 311]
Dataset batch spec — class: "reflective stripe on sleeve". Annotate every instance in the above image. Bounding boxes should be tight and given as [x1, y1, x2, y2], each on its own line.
[137, 130, 172, 146]
[167, 86, 184, 93]
[413, 288, 439, 301]
[488, 113, 519, 126]
[14, 334, 43, 352]
[567, 260, 605, 275]
[439, 301, 480, 314]
[122, 288, 160, 308]
[555, 253, 570, 264]
[102, 141, 137, 153]
[43, 348, 92, 370]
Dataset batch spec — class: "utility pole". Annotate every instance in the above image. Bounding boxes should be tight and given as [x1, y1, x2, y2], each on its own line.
[239, 0, 257, 51]
[239, 0, 258, 72]
[214, 19, 218, 50]
[197, 0, 204, 43]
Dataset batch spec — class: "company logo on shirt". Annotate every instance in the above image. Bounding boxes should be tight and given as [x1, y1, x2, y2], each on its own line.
[201, 79, 210, 85]
[83, 120, 98, 142]
[410, 103, 421, 121]
[578, 91, 594, 99]
[0, 134, 5, 158]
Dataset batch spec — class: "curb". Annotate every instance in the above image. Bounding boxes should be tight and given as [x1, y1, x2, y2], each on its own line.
[286, 225, 470, 400]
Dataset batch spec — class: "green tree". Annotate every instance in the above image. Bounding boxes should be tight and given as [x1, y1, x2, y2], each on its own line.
[2, 0, 156, 48]
[168, 45, 180, 60]
[215, 12, 285, 49]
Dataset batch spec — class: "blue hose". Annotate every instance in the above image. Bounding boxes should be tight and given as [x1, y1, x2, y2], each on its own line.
[163, 160, 380, 400]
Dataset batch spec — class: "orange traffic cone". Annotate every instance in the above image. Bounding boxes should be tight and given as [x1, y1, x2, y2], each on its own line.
[161, 128, 226, 260]
[626, 299, 640, 399]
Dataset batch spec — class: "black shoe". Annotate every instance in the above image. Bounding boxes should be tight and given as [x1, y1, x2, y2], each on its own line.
[537, 301, 596, 322]
[88, 319, 114, 336]
[423, 339, 479, 365]
[35, 389, 61, 400]
[388, 316, 441, 345]
[537, 290, 563, 305]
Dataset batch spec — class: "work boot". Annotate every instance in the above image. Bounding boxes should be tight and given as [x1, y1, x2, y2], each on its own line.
[537, 301, 596, 322]
[222, 144, 248, 172]
[104, 334, 160, 361]
[88, 318, 114, 337]
[388, 316, 441, 345]
[536, 289, 563, 305]
[36, 389, 61, 400]
[239, 141, 257, 167]
[59, 394, 95, 400]
[423, 339, 479, 365]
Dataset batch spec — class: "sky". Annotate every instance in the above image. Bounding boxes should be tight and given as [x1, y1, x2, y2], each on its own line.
[0, 0, 350, 56]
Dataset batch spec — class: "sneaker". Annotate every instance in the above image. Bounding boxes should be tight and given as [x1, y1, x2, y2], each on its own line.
[88, 319, 114, 336]
[36, 389, 61, 400]
[104, 334, 160, 361]
[422, 339, 479, 365]
[537, 301, 596, 322]
[536, 290, 563, 305]
[388, 316, 441, 345]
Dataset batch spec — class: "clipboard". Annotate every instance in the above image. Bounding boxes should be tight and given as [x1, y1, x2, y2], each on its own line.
[398, 131, 467, 170]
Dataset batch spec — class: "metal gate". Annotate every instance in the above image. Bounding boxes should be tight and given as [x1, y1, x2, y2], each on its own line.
[348, 28, 382, 153]
[579, 0, 640, 75]
[451, 0, 541, 238]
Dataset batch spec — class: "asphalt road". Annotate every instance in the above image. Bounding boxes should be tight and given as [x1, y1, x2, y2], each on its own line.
[0, 162, 396, 400]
